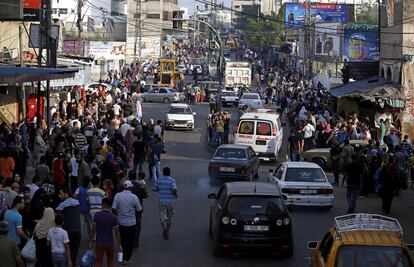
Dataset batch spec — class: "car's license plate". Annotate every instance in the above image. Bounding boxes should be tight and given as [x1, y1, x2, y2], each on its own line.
[220, 167, 235, 172]
[300, 189, 317, 194]
[244, 225, 269, 232]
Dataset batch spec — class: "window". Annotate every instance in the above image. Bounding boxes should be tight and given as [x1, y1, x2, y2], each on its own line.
[335, 245, 412, 267]
[214, 148, 246, 160]
[159, 88, 167, 94]
[318, 233, 334, 263]
[241, 94, 259, 100]
[256, 121, 271, 136]
[134, 13, 141, 19]
[59, 8, 68, 14]
[285, 168, 327, 183]
[52, 8, 57, 14]
[239, 121, 254, 135]
[234, 5, 240, 8]
[227, 196, 284, 215]
[163, 11, 172, 21]
[146, 13, 160, 19]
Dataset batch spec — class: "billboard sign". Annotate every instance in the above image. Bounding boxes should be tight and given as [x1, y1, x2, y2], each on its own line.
[86, 42, 126, 60]
[343, 24, 379, 62]
[23, 0, 41, 21]
[285, 3, 354, 28]
[314, 23, 341, 58]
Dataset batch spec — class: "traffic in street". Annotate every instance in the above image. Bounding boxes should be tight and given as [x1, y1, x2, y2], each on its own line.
[131, 101, 414, 266]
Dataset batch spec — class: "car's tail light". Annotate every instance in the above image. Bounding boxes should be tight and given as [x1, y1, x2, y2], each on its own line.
[174, 93, 177, 96]
[318, 188, 333, 194]
[230, 218, 237, 225]
[282, 188, 300, 194]
[276, 219, 283, 226]
[272, 127, 277, 136]
[283, 218, 290, 225]
[221, 217, 230, 224]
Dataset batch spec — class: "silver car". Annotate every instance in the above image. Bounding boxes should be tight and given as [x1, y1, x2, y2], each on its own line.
[268, 162, 334, 209]
[141, 87, 184, 103]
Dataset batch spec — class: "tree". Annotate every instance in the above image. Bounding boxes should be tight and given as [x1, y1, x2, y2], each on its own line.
[356, 4, 379, 24]
[240, 6, 285, 49]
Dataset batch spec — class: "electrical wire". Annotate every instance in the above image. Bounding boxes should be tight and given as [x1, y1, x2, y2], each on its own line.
[197, 0, 414, 49]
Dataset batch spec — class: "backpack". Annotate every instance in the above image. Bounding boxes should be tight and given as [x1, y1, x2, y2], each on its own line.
[131, 181, 148, 201]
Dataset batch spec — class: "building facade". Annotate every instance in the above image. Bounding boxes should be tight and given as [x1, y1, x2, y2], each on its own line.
[126, 0, 180, 62]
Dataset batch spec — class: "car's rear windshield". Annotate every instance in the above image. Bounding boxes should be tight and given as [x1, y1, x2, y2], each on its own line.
[168, 107, 191, 114]
[335, 245, 412, 267]
[227, 196, 284, 215]
[214, 148, 246, 160]
[223, 91, 237, 96]
[285, 168, 326, 183]
[242, 94, 259, 100]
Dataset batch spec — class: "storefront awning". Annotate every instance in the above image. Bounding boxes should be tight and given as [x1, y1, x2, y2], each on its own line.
[0, 67, 78, 84]
[330, 76, 405, 108]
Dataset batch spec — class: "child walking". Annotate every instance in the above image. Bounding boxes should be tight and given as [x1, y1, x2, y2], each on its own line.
[47, 214, 73, 267]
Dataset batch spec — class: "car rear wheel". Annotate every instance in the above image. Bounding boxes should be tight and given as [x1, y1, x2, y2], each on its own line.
[163, 98, 170, 104]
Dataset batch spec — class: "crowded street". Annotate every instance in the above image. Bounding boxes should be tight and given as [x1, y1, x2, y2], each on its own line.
[1, 0, 414, 265]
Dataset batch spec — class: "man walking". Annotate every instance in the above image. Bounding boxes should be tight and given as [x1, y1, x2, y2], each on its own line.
[112, 181, 142, 264]
[56, 187, 82, 266]
[0, 221, 25, 267]
[154, 167, 177, 240]
[345, 155, 362, 214]
[3, 196, 29, 247]
[91, 198, 122, 267]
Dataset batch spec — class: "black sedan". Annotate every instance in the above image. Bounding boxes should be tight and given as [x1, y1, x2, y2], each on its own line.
[208, 182, 293, 256]
[208, 144, 260, 180]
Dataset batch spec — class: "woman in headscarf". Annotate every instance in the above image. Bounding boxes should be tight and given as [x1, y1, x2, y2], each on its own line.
[33, 128, 47, 166]
[101, 152, 119, 194]
[34, 207, 54, 267]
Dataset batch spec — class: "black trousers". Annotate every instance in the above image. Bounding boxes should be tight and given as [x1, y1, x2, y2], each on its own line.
[70, 175, 78, 194]
[35, 237, 52, 267]
[382, 192, 394, 213]
[119, 225, 136, 261]
[68, 231, 81, 266]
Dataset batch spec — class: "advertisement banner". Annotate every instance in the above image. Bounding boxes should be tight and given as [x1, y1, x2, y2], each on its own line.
[314, 23, 341, 58]
[343, 24, 379, 62]
[86, 42, 126, 60]
[285, 3, 354, 28]
[23, 0, 41, 21]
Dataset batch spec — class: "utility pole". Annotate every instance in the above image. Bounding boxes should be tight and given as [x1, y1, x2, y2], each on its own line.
[19, 24, 26, 118]
[77, 0, 83, 55]
[133, 0, 142, 61]
[45, 0, 53, 135]
[304, 0, 312, 78]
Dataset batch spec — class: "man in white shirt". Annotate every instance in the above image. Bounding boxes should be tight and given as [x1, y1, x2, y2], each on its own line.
[303, 120, 315, 151]
[154, 120, 163, 138]
[113, 100, 121, 116]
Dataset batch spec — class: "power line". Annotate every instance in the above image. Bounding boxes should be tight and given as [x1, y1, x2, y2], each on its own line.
[197, 0, 414, 49]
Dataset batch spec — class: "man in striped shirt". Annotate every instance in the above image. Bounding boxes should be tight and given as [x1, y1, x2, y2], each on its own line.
[87, 176, 107, 219]
[74, 129, 87, 152]
[154, 167, 177, 240]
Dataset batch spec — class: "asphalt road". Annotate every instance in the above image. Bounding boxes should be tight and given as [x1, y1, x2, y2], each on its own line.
[127, 101, 414, 267]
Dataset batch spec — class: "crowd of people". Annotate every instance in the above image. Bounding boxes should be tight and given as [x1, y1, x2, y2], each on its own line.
[258, 65, 413, 215]
[0, 71, 179, 267]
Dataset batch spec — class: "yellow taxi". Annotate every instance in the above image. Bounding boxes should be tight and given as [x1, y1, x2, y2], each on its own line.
[307, 213, 414, 267]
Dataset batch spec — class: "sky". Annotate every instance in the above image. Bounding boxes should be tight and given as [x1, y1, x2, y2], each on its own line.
[178, 0, 231, 15]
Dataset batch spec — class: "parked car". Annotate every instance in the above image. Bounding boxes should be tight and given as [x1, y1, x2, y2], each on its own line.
[164, 103, 196, 130]
[208, 144, 260, 180]
[208, 182, 293, 257]
[268, 162, 334, 209]
[303, 140, 388, 170]
[237, 93, 262, 109]
[307, 213, 414, 267]
[143, 84, 160, 93]
[221, 90, 239, 107]
[141, 87, 184, 103]
[85, 83, 111, 93]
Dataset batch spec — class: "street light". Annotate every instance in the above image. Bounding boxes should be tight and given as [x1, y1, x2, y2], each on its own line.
[174, 18, 225, 111]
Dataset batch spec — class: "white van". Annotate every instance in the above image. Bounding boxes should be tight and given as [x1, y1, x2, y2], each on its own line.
[234, 109, 283, 160]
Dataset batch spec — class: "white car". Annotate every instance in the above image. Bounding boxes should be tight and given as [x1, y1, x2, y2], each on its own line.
[85, 83, 111, 93]
[267, 162, 334, 208]
[237, 93, 262, 109]
[164, 103, 196, 130]
[177, 65, 187, 73]
[221, 90, 239, 107]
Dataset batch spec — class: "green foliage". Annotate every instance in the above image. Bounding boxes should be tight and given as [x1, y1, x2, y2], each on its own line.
[355, 4, 379, 25]
[241, 6, 285, 49]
